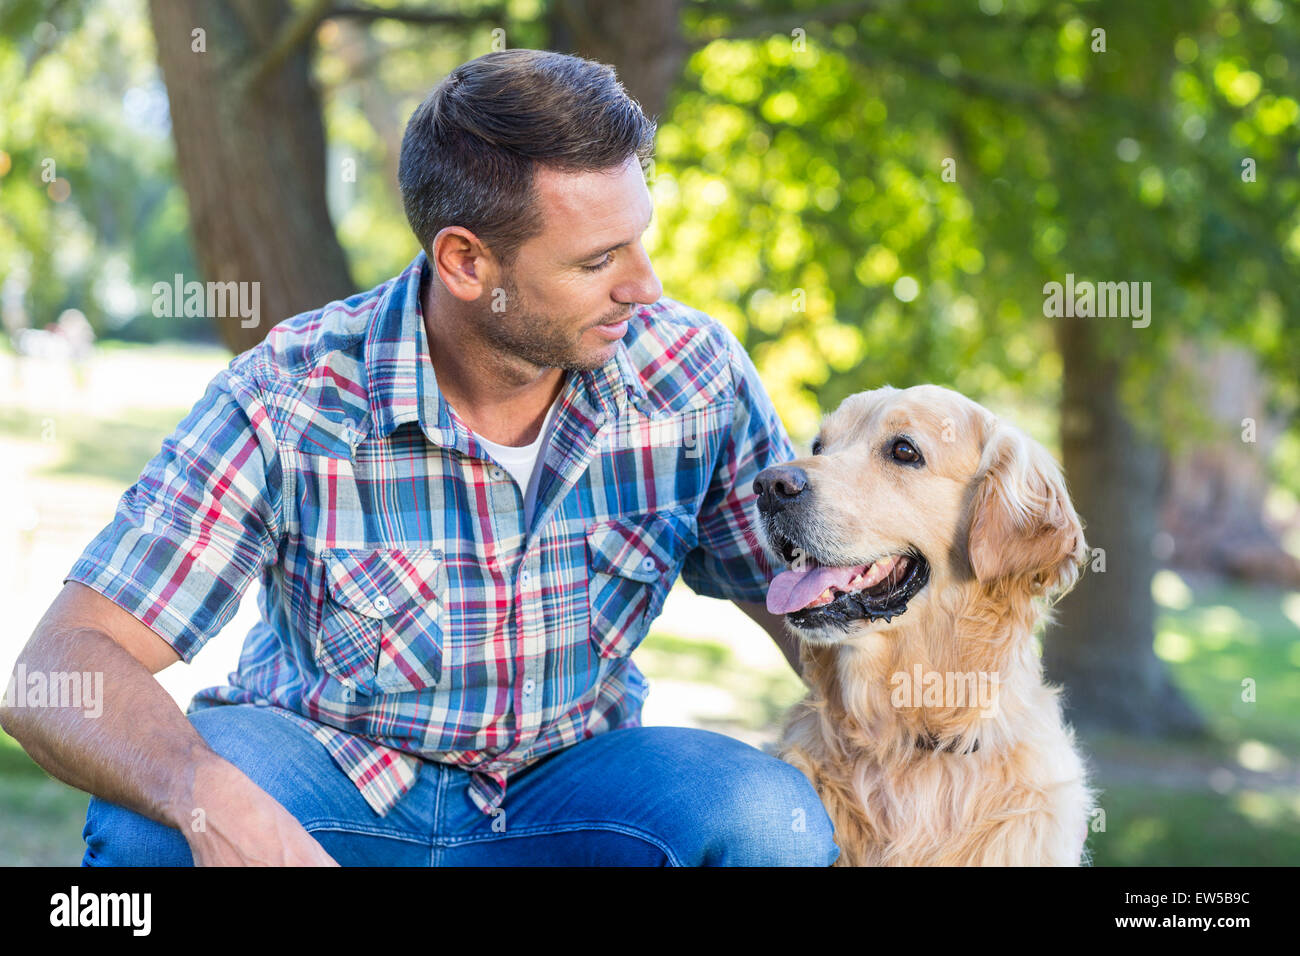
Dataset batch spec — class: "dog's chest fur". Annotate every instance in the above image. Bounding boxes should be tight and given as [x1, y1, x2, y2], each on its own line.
[778, 641, 1093, 867]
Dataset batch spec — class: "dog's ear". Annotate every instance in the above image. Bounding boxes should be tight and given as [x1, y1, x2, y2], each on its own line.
[967, 422, 1087, 595]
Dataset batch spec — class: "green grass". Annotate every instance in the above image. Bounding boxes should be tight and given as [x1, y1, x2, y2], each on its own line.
[638, 630, 808, 734]
[1150, 578, 1300, 753]
[1085, 784, 1300, 866]
[0, 405, 195, 486]
[0, 730, 91, 866]
[91, 339, 228, 359]
[1075, 576, 1300, 865]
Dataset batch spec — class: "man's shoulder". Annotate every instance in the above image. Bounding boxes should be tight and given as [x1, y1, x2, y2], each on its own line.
[621, 297, 745, 413]
[231, 278, 393, 382]
[221, 272, 400, 441]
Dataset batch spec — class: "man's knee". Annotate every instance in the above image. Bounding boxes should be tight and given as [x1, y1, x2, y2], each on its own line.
[639, 729, 839, 866]
[82, 796, 193, 867]
[702, 757, 840, 866]
[81, 704, 330, 867]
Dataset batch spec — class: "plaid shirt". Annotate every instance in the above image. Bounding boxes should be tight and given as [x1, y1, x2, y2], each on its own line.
[64, 250, 795, 819]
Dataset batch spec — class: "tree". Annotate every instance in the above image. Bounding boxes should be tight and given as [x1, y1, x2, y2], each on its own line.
[640, 0, 1299, 737]
[145, 0, 519, 354]
[1159, 344, 1300, 589]
[146, 0, 357, 353]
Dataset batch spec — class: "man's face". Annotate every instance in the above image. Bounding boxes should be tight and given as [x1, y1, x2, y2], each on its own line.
[480, 155, 663, 372]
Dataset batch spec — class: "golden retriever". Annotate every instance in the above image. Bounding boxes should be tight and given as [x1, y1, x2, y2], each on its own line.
[753, 384, 1094, 866]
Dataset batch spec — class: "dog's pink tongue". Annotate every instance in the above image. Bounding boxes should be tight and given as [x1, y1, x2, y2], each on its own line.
[766, 565, 862, 615]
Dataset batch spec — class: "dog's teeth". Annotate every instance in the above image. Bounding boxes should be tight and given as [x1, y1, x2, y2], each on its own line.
[808, 587, 835, 607]
[859, 555, 897, 589]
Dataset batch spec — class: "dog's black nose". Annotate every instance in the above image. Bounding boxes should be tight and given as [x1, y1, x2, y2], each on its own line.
[754, 465, 809, 513]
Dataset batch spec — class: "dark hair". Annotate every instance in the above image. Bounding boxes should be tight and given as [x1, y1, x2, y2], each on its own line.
[398, 49, 656, 267]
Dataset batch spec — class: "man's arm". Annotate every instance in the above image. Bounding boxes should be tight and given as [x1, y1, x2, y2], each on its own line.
[1, 582, 337, 866]
[735, 599, 803, 680]
[2, 367, 338, 865]
[677, 321, 805, 679]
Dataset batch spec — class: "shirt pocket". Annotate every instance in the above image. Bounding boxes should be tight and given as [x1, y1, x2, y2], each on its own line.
[586, 509, 697, 659]
[316, 547, 446, 696]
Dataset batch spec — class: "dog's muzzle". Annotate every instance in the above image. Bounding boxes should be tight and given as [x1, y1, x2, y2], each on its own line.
[753, 464, 931, 629]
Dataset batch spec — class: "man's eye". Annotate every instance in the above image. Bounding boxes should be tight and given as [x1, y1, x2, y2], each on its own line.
[582, 254, 614, 272]
[890, 438, 922, 464]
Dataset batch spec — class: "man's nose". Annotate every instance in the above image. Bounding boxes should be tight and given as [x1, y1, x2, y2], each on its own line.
[618, 242, 662, 307]
[753, 465, 809, 514]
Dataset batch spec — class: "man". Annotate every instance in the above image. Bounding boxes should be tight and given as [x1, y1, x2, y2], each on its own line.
[1, 49, 838, 866]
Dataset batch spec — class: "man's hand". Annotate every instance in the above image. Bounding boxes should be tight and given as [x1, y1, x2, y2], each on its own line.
[183, 760, 339, 866]
[735, 599, 803, 680]
[1, 583, 338, 867]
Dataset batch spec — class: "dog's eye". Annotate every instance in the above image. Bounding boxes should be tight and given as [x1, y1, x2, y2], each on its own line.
[890, 439, 922, 464]
[811, 437, 823, 455]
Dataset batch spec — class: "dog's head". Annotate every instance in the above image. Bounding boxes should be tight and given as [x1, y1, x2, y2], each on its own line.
[754, 384, 1086, 647]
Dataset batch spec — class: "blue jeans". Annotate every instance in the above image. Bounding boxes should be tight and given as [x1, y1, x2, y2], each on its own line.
[81, 703, 840, 866]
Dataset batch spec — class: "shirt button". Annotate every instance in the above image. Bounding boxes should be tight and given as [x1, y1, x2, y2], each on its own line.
[523, 679, 535, 695]
[640, 556, 656, 572]
[373, 595, 392, 613]
[490, 466, 505, 481]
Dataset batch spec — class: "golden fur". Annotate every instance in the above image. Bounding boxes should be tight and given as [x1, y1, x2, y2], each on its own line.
[762, 385, 1095, 866]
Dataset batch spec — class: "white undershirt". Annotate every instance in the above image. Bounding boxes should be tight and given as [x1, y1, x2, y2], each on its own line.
[471, 395, 562, 527]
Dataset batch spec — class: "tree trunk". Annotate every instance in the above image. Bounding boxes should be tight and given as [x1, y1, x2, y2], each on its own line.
[1044, 315, 1207, 738]
[1161, 344, 1300, 587]
[147, 0, 355, 355]
[548, 0, 686, 120]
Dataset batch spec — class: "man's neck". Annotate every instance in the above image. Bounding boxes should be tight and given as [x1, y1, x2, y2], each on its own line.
[422, 277, 564, 447]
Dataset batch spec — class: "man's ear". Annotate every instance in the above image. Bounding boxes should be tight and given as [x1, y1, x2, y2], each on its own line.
[431, 226, 493, 302]
[967, 422, 1087, 595]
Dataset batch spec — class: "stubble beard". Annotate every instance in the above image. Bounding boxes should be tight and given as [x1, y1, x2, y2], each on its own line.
[481, 272, 629, 373]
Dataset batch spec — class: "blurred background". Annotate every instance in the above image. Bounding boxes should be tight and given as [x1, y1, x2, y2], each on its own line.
[1, 0, 1297, 865]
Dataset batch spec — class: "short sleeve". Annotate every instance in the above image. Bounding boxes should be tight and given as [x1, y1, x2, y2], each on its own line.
[680, 327, 796, 603]
[62, 367, 284, 663]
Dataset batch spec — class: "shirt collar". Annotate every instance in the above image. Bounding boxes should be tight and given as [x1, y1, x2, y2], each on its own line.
[365, 250, 649, 447]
